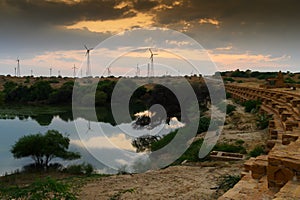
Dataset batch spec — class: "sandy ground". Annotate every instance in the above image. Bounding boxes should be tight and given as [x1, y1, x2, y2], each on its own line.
[78, 162, 243, 200]
[78, 101, 266, 200]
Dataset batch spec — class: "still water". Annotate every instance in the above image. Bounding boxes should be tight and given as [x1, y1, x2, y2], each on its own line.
[0, 107, 182, 175]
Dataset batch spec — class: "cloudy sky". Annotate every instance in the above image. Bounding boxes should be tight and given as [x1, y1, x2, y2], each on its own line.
[0, 0, 299, 76]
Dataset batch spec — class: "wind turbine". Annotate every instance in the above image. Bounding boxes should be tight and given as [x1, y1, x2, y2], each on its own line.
[16, 58, 20, 77]
[84, 45, 93, 77]
[147, 63, 150, 77]
[136, 64, 140, 77]
[72, 64, 77, 78]
[14, 67, 16, 77]
[148, 48, 158, 77]
[49, 67, 52, 77]
[107, 67, 111, 77]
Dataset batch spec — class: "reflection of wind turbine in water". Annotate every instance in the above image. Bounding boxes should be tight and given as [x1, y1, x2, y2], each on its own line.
[84, 45, 93, 77]
[148, 48, 158, 77]
[85, 120, 92, 134]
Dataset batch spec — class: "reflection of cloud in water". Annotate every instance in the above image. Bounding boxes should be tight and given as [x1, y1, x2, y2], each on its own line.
[134, 110, 152, 117]
[166, 117, 185, 129]
[71, 133, 136, 152]
[72, 117, 184, 172]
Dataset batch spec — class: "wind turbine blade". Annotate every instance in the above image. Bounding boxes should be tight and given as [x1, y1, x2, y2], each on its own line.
[84, 45, 88, 50]
[149, 48, 153, 54]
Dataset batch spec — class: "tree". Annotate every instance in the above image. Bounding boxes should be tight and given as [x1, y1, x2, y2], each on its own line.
[11, 130, 80, 168]
[0, 91, 4, 105]
[29, 81, 53, 101]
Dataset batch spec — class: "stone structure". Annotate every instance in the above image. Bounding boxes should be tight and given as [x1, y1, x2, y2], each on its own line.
[220, 83, 300, 199]
[264, 71, 286, 88]
[210, 151, 245, 161]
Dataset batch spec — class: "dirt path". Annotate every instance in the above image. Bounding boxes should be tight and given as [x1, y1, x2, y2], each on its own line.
[78, 162, 243, 200]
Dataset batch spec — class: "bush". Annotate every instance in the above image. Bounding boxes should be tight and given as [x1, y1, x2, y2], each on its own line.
[285, 77, 296, 84]
[213, 143, 247, 154]
[0, 92, 4, 105]
[217, 175, 241, 192]
[249, 146, 265, 157]
[172, 138, 204, 165]
[64, 163, 94, 175]
[223, 77, 235, 82]
[198, 117, 211, 133]
[235, 139, 245, 145]
[226, 104, 236, 115]
[242, 100, 261, 113]
[257, 113, 272, 129]
[226, 92, 232, 99]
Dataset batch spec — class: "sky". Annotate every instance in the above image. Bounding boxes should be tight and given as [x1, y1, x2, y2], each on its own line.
[0, 0, 300, 77]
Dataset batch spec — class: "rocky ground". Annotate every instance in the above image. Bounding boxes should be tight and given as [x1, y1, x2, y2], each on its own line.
[78, 101, 267, 200]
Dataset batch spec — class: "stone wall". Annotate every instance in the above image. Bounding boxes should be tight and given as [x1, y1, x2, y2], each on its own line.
[220, 84, 300, 199]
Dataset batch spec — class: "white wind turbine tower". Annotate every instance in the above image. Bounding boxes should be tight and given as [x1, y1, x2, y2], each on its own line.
[72, 64, 77, 78]
[136, 64, 140, 77]
[16, 58, 20, 77]
[107, 67, 112, 77]
[148, 48, 158, 77]
[84, 45, 93, 77]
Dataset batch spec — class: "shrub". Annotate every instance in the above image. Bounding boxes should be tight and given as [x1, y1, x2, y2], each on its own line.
[235, 139, 245, 145]
[242, 100, 261, 113]
[173, 138, 205, 165]
[257, 113, 272, 129]
[217, 175, 241, 192]
[213, 143, 247, 154]
[198, 117, 211, 133]
[226, 104, 236, 115]
[285, 77, 296, 84]
[226, 92, 232, 99]
[64, 163, 94, 175]
[223, 77, 235, 82]
[249, 146, 265, 157]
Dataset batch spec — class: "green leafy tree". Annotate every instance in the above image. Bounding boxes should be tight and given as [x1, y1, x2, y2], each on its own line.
[0, 91, 4, 105]
[11, 130, 80, 168]
[49, 81, 74, 104]
[29, 81, 53, 101]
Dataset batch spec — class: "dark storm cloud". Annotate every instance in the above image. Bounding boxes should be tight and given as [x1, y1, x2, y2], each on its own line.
[1, 0, 132, 26]
[0, 0, 125, 57]
[1, 0, 300, 70]
[150, 0, 300, 64]
[132, 0, 159, 11]
[155, 0, 300, 26]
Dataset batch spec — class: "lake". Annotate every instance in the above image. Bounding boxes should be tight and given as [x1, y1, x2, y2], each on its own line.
[0, 106, 183, 175]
